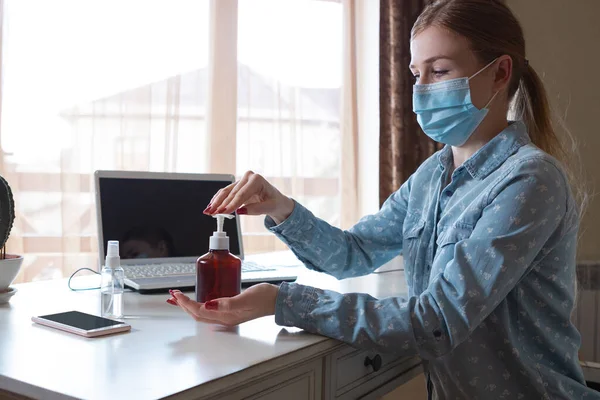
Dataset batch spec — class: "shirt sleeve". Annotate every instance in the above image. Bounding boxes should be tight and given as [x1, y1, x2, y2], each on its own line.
[264, 176, 412, 279]
[274, 157, 573, 359]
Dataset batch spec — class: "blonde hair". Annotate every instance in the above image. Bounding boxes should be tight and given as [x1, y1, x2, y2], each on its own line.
[412, 0, 588, 213]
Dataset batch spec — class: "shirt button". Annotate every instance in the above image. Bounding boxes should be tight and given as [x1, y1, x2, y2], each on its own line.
[433, 329, 442, 338]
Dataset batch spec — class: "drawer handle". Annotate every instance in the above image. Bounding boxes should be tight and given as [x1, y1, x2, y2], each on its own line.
[364, 354, 382, 372]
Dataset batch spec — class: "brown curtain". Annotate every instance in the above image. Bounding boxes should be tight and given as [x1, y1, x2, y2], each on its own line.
[379, 0, 442, 206]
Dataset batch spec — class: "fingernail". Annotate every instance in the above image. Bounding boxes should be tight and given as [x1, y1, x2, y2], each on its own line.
[205, 300, 218, 310]
[215, 208, 225, 214]
[169, 289, 174, 294]
[237, 207, 248, 215]
[167, 298, 177, 306]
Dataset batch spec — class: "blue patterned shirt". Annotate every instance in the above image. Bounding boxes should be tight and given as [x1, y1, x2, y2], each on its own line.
[267, 122, 598, 399]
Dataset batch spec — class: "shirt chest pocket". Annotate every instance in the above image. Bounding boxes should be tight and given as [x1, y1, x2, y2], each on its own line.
[436, 224, 474, 250]
[402, 218, 426, 274]
[432, 225, 474, 280]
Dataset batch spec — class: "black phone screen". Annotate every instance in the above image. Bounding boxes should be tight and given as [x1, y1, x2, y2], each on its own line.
[37, 311, 123, 331]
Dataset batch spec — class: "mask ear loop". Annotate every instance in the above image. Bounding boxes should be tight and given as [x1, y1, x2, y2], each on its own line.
[469, 57, 500, 81]
[483, 89, 500, 110]
[469, 57, 501, 110]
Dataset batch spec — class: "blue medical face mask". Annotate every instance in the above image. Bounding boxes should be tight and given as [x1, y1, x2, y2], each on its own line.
[412, 58, 499, 146]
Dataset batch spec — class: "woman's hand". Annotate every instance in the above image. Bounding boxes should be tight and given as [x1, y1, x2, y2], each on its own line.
[168, 283, 280, 327]
[204, 171, 294, 224]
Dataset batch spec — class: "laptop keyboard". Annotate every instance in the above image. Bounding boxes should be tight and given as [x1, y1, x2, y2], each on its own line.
[123, 261, 276, 279]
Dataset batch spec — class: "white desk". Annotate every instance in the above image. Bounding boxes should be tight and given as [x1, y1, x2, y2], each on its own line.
[0, 259, 421, 400]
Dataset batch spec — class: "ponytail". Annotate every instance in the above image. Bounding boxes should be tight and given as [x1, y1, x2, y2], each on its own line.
[514, 64, 563, 163]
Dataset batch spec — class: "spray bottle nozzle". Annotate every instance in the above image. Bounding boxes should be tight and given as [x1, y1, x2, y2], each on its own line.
[107, 240, 119, 258]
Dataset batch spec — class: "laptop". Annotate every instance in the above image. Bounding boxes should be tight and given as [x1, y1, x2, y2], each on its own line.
[94, 170, 301, 293]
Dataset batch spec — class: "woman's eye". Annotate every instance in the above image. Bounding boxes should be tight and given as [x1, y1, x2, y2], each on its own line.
[433, 70, 449, 77]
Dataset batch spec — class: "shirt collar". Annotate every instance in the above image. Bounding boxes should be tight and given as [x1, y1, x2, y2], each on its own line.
[437, 121, 531, 180]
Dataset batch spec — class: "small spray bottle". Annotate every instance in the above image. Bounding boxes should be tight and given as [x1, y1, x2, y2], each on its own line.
[196, 214, 242, 303]
[101, 240, 125, 318]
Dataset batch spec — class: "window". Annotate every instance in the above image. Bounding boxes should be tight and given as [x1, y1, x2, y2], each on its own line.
[236, 0, 343, 253]
[1, 0, 345, 282]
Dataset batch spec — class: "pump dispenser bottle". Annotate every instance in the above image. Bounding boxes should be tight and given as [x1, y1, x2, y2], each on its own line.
[196, 214, 242, 303]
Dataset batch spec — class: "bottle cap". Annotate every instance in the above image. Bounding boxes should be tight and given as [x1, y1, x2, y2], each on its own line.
[209, 214, 234, 250]
[107, 240, 119, 257]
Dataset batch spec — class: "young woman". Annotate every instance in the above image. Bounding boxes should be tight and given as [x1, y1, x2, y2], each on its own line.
[170, 0, 597, 397]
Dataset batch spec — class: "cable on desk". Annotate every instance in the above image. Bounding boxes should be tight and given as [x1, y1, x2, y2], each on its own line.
[372, 268, 404, 274]
[68, 268, 100, 291]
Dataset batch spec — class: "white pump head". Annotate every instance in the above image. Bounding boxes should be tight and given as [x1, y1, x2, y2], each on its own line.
[105, 240, 120, 268]
[209, 214, 235, 250]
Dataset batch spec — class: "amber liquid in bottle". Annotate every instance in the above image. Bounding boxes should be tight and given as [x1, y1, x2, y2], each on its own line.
[196, 250, 241, 303]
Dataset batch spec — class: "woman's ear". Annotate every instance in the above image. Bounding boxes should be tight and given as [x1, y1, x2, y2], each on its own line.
[494, 55, 513, 92]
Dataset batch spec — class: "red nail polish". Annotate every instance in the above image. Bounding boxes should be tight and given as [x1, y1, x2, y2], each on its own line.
[215, 208, 225, 214]
[205, 300, 219, 310]
[237, 207, 248, 215]
[167, 299, 177, 306]
[169, 289, 174, 294]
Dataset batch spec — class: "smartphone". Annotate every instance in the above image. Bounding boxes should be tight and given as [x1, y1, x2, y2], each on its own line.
[32, 311, 131, 338]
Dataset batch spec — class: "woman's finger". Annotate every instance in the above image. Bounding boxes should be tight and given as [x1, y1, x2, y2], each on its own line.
[171, 291, 204, 315]
[170, 295, 208, 321]
[172, 291, 202, 312]
[216, 171, 254, 212]
[205, 184, 236, 214]
[180, 305, 217, 324]
[205, 294, 267, 325]
[217, 174, 260, 214]
[172, 291, 234, 324]
[219, 175, 266, 214]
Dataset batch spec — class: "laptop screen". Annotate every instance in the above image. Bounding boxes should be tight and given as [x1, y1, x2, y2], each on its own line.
[98, 176, 241, 261]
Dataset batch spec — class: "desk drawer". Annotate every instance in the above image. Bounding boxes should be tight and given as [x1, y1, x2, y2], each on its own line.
[217, 358, 323, 400]
[326, 346, 421, 399]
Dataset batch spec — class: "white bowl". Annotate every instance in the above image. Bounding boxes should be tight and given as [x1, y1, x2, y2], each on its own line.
[0, 287, 17, 304]
[0, 255, 23, 289]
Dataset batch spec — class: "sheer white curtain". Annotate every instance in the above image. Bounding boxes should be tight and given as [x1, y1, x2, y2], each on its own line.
[235, 0, 348, 250]
[0, 0, 365, 283]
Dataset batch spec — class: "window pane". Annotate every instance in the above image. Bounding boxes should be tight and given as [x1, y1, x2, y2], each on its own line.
[2, 0, 210, 281]
[237, 0, 343, 250]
